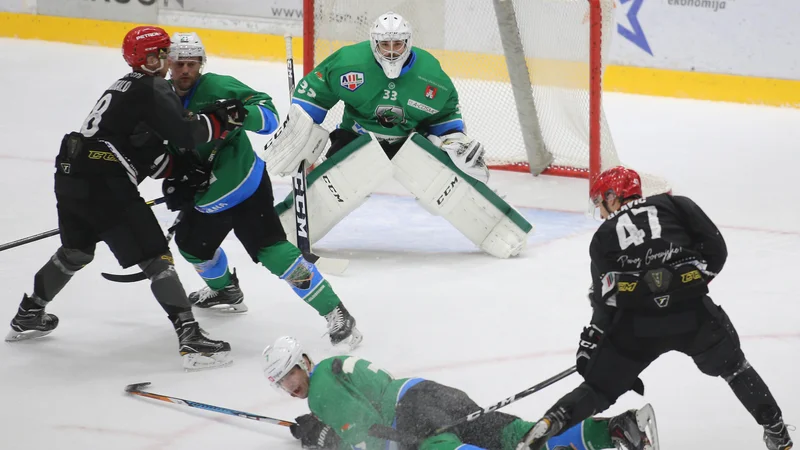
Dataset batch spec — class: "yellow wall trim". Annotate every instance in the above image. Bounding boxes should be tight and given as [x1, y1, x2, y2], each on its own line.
[2, 12, 798, 108]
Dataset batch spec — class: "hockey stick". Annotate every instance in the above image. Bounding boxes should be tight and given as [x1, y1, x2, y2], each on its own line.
[125, 382, 295, 427]
[101, 144, 224, 283]
[368, 365, 578, 445]
[284, 34, 349, 276]
[0, 197, 166, 253]
[99, 212, 184, 283]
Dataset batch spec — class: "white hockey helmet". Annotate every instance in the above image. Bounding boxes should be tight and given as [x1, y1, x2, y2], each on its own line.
[261, 336, 311, 387]
[170, 32, 206, 64]
[370, 11, 413, 79]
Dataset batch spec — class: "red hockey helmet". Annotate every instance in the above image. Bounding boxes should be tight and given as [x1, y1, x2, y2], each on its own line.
[122, 26, 171, 69]
[590, 166, 643, 206]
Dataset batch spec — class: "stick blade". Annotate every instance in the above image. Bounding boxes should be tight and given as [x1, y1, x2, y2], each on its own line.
[125, 382, 151, 393]
[102, 271, 148, 283]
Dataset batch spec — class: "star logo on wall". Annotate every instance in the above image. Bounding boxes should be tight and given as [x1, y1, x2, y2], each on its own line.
[617, 0, 653, 55]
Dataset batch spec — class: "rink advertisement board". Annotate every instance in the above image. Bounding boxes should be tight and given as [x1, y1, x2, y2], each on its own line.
[162, 0, 301, 21]
[0, 0, 798, 106]
[609, 0, 800, 80]
[0, 0, 33, 13]
[36, 0, 161, 23]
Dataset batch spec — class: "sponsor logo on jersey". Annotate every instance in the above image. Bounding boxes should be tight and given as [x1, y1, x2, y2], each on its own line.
[340, 71, 365, 91]
[407, 99, 439, 115]
[315, 71, 323, 80]
[87, 150, 119, 162]
[425, 85, 437, 99]
[681, 270, 702, 283]
[654, 295, 670, 308]
[618, 281, 638, 292]
[375, 105, 406, 128]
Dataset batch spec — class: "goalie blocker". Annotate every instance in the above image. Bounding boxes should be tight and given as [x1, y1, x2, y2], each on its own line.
[274, 132, 532, 258]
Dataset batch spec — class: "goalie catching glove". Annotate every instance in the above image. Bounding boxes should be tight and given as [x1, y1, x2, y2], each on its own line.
[428, 131, 489, 183]
[261, 103, 329, 176]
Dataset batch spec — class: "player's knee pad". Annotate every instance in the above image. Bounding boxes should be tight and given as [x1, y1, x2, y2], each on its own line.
[275, 132, 392, 246]
[54, 246, 94, 274]
[392, 133, 533, 258]
[138, 252, 176, 281]
[139, 252, 191, 308]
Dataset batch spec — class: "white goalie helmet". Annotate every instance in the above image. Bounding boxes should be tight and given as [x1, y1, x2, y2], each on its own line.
[261, 336, 311, 387]
[170, 32, 206, 64]
[370, 11, 413, 79]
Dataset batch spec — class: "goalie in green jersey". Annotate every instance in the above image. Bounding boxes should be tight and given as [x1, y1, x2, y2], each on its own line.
[261, 12, 533, 260]
[163, 32, 362, 349]
[261, 336, 660, 450]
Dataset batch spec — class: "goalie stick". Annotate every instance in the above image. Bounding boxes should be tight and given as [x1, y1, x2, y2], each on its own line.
[284, 34, 349, 276]
[368, 365, 578, 445]
[0, 196, 166, 253]
[125, 382, 295, 427]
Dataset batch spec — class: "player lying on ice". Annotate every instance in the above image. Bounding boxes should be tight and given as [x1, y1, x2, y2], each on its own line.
[262, 336, 659, 450]
[261, 11, 533, 260]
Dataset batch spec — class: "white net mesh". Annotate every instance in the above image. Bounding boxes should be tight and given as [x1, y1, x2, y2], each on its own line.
[309, 0, 670, 193]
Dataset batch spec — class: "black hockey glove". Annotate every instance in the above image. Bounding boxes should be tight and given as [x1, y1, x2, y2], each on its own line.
[576, 324, 604, 375]
[162, 165, 210, 212]
[198, 99, 247, 140]
[290, 414, 341, 449]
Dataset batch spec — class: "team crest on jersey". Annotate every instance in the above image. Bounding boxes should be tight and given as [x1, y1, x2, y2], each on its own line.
[375, 105, 406, 128]
[425, 85, 437, 99]
[340, 71, 365, 91]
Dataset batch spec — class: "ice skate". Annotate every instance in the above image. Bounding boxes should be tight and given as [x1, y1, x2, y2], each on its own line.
[608, 404, 660, 450]
[764, 421, 793, 450]
[324, 302, 362, 349]
[5, 296, 59, 342]
[188, 270, 247, 313]
[177, 320, 233, 371]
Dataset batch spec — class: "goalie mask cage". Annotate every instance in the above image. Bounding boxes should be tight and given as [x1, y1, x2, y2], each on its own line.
[303, 0, 669, 194]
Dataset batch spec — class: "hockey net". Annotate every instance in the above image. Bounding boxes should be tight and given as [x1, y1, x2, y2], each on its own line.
[303, 0, 670, 195]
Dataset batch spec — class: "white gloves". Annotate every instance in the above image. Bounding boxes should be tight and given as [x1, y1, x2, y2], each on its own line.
[428, 131, 489, 184]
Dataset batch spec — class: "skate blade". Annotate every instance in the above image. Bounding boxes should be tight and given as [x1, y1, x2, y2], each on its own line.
[182, 351, 233, 372]
[5, 328, 53, 342]
[636, 404, 660, 450]
[195, 302, 248, 313]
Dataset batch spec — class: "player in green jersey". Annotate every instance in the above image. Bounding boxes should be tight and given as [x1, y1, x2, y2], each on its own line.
[261, 336, 659, 450]
[261, 12, 532, 260]
[164, 32, 362, 348]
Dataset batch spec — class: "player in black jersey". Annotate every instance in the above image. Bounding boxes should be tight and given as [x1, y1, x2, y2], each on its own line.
[5, 26, 246, 371]
[519, 167, 792, 450]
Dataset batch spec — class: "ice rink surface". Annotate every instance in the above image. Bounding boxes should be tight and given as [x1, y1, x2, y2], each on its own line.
[0, 39, 798, 449]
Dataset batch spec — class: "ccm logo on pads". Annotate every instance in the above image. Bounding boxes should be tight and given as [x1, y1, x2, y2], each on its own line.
[436, 176, 459, 206]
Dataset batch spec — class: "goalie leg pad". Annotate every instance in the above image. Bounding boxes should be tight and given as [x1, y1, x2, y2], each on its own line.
[276, 133, 393, 246]
[392, 133, 533, 258]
